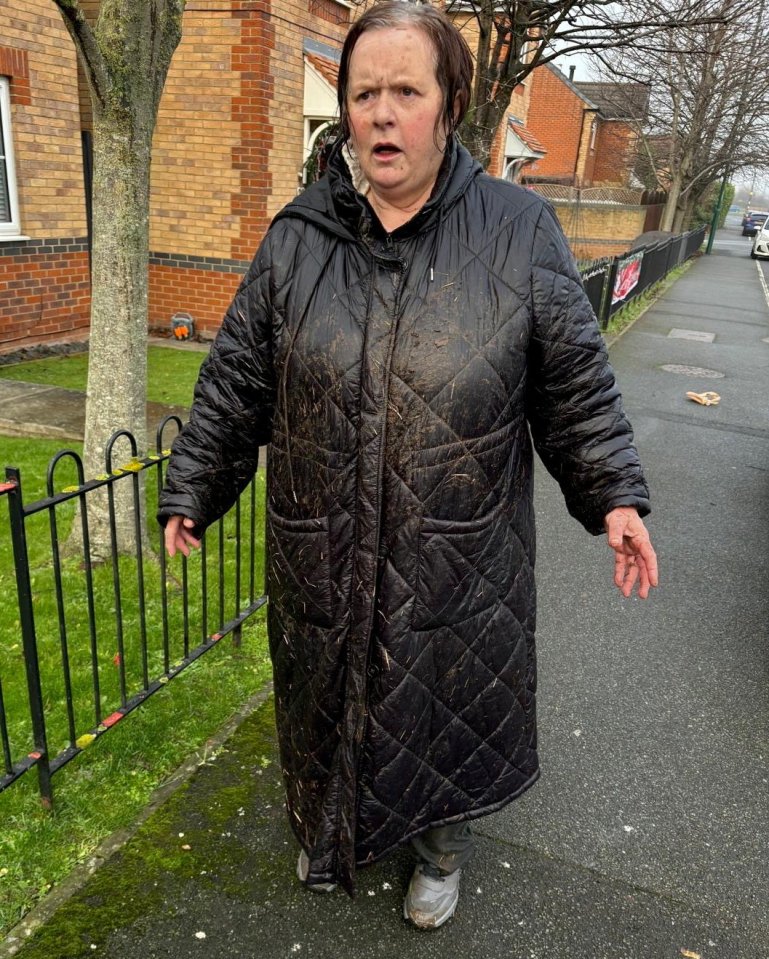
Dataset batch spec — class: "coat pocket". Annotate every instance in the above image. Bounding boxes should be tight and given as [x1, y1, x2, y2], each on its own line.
[411, 511, 516, 631]
[266, 508, 333, 628]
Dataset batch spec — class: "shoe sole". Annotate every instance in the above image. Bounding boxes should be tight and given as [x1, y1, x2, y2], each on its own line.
[403, 898, 458, 929]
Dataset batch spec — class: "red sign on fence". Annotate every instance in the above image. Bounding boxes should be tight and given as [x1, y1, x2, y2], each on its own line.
[612, 251, 644, 305]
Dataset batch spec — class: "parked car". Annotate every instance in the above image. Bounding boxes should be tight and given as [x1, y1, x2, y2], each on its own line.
[742, 211, 769, 237]
[751, 219, 769, 259]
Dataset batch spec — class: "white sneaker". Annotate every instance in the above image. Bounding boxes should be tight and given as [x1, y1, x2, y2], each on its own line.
[403, 863, 461, 929]
[296, 849, 337, 893]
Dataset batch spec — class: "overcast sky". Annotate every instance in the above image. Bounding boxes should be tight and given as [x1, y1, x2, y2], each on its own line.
[554, 50, 597, 82]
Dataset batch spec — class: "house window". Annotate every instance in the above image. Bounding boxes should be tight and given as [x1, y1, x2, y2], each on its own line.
[0, 76, 21, 237]
[308, 0, 351, 26]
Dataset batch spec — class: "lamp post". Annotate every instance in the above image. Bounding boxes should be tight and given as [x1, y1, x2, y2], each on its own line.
[705, 173, 729, 255]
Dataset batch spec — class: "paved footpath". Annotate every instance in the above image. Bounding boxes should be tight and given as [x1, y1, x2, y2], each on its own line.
[0, 337, 205, 442]
[4, 222, 769, 959]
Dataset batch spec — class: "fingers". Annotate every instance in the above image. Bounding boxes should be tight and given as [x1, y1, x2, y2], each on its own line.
[614, 551, 640, 598]
[164, 517, 181, 557]
[605, 507, 658, 600]
[164, 516, 201, 558]
[637, 537, 659, 589]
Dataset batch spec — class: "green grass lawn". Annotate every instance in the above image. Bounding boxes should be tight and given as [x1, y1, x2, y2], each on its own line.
[0, 345, 207, 408]
[0, 429, 270, 934]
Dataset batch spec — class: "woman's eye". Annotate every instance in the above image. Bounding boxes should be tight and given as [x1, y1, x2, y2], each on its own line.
[357, 91, 371, 101]
[402, 87, 414, 97]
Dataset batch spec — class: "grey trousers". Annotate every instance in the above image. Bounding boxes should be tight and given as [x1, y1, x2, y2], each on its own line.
[411, 821, 475, 875]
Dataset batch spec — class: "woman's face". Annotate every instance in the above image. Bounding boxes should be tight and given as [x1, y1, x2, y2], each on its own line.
[346, 26, 446, 209]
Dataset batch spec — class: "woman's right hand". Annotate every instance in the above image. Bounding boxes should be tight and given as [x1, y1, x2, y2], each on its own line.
[164, 515, 201, 558]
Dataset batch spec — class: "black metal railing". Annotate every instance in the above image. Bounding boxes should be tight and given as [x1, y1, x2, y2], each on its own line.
[1, 417, 266, 807]
[578, 225, 706, 329]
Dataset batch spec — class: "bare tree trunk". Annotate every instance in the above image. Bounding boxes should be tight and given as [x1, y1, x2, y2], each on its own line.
[54, 0, 185, 558]
[601, 0, 766, 241]
[661, 172, 684, 231]
[672, 203, 688, 233]
[82, 116, 153, 556]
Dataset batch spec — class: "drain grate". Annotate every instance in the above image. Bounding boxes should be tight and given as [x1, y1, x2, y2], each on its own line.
[667, 328, 715, 342]
[660, 364, 724, 378]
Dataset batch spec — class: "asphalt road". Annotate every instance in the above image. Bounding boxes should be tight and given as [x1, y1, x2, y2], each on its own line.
[5, 219, 769, 959]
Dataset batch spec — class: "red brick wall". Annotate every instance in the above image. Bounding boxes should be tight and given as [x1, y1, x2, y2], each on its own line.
[593, 121, 635, 186]
[309, 0, 351, 26]
[149, 260, 242, 336]
[525, 66, 585, 183]
[0, 238, 90, 353]
[0, 45, 31, 105]
[231, 5, 277, 261]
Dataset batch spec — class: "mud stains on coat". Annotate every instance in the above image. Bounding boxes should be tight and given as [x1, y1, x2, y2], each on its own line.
[158, 139, 650, 894]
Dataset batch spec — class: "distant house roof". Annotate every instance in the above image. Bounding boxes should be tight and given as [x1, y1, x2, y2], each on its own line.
[575, 82, 650, 121]
[305, 51, 339, 90]
[508, 119, 546, 157]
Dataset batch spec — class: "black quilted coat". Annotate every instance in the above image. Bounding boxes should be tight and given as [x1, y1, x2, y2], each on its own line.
[158, 139, 650, 894]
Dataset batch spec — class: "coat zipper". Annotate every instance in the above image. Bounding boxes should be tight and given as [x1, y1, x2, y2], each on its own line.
[348, 235, 406, 853]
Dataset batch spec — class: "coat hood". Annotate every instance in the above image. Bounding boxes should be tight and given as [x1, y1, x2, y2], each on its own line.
[274, 136, 482, 242]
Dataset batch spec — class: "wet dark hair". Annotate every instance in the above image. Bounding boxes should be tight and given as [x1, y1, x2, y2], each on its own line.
[337, 1, 474, 143]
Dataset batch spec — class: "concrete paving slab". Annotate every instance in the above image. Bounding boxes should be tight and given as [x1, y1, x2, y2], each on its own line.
[0, 379, 188, 443]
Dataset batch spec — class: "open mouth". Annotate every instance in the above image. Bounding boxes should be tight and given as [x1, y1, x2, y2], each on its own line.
[373, 143, 401, 158]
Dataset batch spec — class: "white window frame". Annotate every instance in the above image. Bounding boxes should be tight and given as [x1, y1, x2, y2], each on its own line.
[302, 117, 336, 187]
[0, 77, 22, 239]
[305, 118, 335, 157]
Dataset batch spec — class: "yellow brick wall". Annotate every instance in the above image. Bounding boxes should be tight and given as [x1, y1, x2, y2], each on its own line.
[145, 1, 351, 260]
[150, 9, 242, 259]
[551, 202, 646, 259]
[267, 0, 350, 220]
[0, 0, 86, 239]
[575, 110, 598, 186]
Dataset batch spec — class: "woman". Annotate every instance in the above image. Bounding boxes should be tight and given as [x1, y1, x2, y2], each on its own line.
[159, 1, 657, 930]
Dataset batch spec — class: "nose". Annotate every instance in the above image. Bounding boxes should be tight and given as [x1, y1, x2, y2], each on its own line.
[371, 91, 395, 127]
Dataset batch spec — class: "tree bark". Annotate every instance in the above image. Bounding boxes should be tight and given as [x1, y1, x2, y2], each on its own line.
[661, 171, 683, 231]
[54, 0, 185, 558]
[82, 113, 153, 556]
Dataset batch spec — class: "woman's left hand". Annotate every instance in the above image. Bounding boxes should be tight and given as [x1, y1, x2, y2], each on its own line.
[604, 507, 658, 599]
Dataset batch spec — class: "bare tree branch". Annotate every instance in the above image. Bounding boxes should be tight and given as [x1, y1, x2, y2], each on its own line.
[446, 0, 739, 167]
[52, 0, 109, 106]
[594, 0, 769, 227]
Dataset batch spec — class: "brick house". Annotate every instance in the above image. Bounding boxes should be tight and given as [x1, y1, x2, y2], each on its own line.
[0, 2, 650, 354]
[575, 81, 649, 188]
[0, 0, 351, 353]
[524, 63, 600, 186]
[0, 0, 91, 353]
[524, 64, 647, 189]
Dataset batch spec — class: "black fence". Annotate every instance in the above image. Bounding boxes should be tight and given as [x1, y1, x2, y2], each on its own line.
[578, 225, 706, 329]
[1, 418, 265, 807]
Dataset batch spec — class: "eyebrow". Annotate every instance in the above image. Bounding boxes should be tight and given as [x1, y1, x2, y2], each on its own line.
[349, 73, 424, 90]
